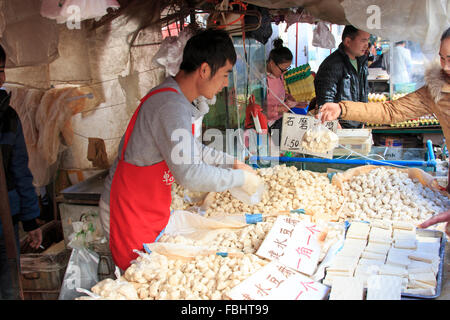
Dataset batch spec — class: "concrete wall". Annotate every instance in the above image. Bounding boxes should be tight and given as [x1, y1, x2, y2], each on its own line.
[6, 16, 165, 170]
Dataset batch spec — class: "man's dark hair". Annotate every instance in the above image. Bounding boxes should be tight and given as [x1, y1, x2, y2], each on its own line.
[395, 41, 406, 46]
[0, 44, 5, 65]
[441, 27, 450, 42]
[342, 25, 360, 41]
[179, 28, 236, 77]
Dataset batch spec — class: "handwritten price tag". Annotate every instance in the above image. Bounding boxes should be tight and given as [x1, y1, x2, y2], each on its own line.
[280, 113, 338, 158]
[228, 261, 329, 300]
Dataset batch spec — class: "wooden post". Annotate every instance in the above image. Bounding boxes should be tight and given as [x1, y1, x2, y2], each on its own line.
[0, 150, 23, 299]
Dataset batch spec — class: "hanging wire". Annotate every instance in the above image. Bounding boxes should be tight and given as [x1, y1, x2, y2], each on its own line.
[72, 130, 123, 141]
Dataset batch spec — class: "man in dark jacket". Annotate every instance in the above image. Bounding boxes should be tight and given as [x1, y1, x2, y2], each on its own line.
[0, 45, 42, 299]
[314, 25, 370, 128]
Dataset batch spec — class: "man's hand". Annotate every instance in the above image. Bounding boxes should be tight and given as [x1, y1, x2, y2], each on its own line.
[418, 210, 450, 237]
[27, 228, 43, 249]
[315, 102, 341, 122]
[233, 159, 254, 173]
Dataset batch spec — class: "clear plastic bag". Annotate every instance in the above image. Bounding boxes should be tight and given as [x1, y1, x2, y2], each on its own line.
[230, 180, 265, 206]
[301, 114, 339, 154]
[58, 247, 99, 300]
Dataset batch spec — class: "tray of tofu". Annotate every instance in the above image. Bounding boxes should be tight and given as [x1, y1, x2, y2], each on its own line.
[322, 220, 446, 300]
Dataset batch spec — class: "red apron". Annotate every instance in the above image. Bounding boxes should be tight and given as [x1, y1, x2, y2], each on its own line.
[109, 87, 178, 270]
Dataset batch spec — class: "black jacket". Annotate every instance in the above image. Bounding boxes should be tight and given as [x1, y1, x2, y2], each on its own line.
[0, 90, 40, 235]
[314, 43, 369, 128]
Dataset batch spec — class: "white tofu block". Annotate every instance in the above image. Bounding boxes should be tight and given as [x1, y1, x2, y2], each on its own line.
[416, 242, 441, 257]
[408, 260, 439, 276]
[336, 245, 364, 258]
[403, 287, 436, 296]
[365, 243, 390, 255]
[322, 275, 334, 286]
[408, 273, 437, 287]
[343, 238, 367, 247]
[386, 252, 411, 267]
[361, 251, 386, 261]
[393, 229, 416, 241]
[366, 275, 403, 300]
[368, 237, 392, 245]
[370, 227, 392, 239]
[358, 258, 385, 267]
[329, 277, 364, 300]
[408, 252, 436, 264]
[354, 264, 380, 288]
[325, 269, 355, 277]
[370, 219, 392, 230]
[327, 256, 359, 272]
[407, 264, 434, 275]
[379, 264, 408, 277]
[388, 247, 415, 256]
[355, 264, 380, 276]
[347, 222, 370, 237]
[416, 235, 440, 243]
[347, 234, 368, 240]
[394, 239, 417, 250]
[392, 221, 415, 231]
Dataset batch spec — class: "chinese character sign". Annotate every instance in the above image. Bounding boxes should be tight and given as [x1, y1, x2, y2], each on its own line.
[228, 261, 329, 300]
[279, 222, 322, 276]
[280, 113, 338, 158]
[256, 216, 323, 276]
[256, 215, 302, 262]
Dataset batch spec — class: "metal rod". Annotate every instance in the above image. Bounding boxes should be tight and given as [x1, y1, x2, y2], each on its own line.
[0, 151, 23, 299]
[250, 156, 436, 168]
[426, 139, 435, 161]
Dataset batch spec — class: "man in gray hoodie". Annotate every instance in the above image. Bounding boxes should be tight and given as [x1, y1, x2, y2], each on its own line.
[99, 29, 261, 270]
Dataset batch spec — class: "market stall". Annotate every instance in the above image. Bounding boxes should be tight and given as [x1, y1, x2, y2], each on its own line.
[74, 164, 449, 300]
[0, 0, 448, 303]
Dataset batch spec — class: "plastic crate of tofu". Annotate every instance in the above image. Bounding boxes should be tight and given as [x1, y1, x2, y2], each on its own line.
[323, 220, 446, 300]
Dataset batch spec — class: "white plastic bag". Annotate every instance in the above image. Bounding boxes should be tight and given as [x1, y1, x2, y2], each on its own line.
[40, 0, 120, 23]
[341, 0, 450, 55]
[58, 248, 99, 300]
[312, 21, 336, 49]
[152, 27, 196, 77]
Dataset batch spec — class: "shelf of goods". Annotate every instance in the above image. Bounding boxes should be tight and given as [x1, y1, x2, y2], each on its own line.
[366, 116, 440, 129]
[74, 161, 449, 301]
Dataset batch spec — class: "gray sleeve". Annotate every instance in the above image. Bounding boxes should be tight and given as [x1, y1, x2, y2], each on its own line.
[146, 100, 245, 192]
[201, 144, 235, 169]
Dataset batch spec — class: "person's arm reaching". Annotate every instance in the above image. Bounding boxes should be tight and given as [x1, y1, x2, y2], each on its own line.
[319, 86, 432, 124]
[147, 100, 245, 193]
[418, 210, 450, 237]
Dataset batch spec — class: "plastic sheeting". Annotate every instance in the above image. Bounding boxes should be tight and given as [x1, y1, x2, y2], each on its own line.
[244, 0, 349, 25]
[40, 0, 120, 24]
[0, 0, 59, 68]
[7, 85, 92, 187]
[341, 0, 450, 55]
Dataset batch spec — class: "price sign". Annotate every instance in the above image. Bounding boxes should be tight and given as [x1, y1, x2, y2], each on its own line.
[256, 215, 302, 261]
[256, 216, 324, 276]
[280, 113, 338, 158]
[228, 261, 329, 300]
